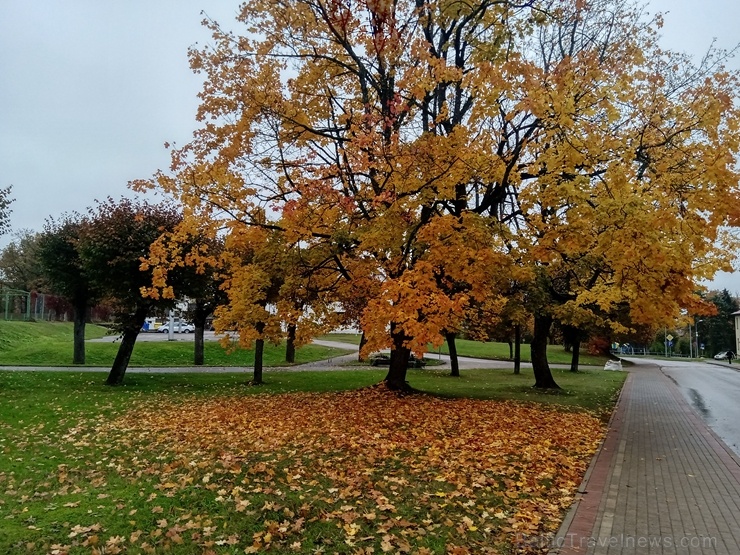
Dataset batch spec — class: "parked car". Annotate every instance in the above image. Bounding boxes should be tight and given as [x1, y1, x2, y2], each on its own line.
[714, 351, 729, 360]
[158, 322, 195, 333]
[369, 353, 426, 368]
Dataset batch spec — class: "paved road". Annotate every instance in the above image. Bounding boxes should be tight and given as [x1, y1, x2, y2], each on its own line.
[632, 357, 740, 458]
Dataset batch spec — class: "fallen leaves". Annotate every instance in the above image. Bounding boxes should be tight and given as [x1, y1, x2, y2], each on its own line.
[4, 385, 604, 554]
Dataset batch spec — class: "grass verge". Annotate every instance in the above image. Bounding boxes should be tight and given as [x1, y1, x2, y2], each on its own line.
[320, 333, 609, 366]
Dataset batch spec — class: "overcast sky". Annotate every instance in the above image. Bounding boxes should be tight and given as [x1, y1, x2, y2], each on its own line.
[1, 0, 738, 293]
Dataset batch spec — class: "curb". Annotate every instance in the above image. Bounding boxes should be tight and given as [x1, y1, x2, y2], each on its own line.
[703, 359, 740, 371]
[547, 371, 632, 555]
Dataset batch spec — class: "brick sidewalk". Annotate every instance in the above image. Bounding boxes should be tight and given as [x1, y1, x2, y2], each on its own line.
[551, 362, 740, 555]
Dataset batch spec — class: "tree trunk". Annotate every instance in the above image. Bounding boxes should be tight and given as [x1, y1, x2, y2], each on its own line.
[285, 323, 296, 363]
[570, 335, 581, 373]
[105, 308, 148, 385]
[358, 332, 368, 362]
[446, 331, 460, 377]
[514, 324, 521, 375]
[194, 325, 205, 365]
[531, 315, 560, 389]
[253, 339, 264, 384]
[192, 301, 209, 366]
[252, 321, 265, 385]
[384, 324, 411, 390]
[72, 298, 87, 365]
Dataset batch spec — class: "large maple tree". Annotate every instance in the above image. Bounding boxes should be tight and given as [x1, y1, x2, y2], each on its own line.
[139, 0, 521, 389]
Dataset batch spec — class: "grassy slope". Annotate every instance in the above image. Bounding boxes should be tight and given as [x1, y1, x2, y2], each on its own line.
[320, 333, 609, 366]
[0, 321, 349, 366]
[0, 320, 108, 347]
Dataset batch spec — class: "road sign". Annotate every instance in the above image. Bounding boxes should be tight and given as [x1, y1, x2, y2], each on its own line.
[666, 334, 674, 341]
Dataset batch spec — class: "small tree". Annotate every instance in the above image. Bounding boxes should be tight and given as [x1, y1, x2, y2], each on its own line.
[145, 232, 228, 366]
[78, 198, 183, 385]
[37, 216, 96, 364]
[0, 229, 44, 292]
[215, 226, 285, 385]
[703, 290, 740, 355]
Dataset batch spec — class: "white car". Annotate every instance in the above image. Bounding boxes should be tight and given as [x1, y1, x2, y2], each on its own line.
[158, 323, 195, 333]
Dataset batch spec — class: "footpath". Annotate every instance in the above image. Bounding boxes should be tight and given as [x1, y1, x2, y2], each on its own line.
[0, 339, 603, 373]
[551, 361, 740, 555]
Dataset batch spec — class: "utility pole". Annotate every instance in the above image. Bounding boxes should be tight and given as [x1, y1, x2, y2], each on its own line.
[696, 320, 703, 358]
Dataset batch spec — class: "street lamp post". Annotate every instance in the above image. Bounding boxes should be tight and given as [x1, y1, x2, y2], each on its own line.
[696, 319, 704, 358]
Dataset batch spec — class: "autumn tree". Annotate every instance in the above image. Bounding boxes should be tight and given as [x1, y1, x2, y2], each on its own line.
[223, 224, 343, 382]
[138, 0, 524, 390]
[215, 225, 287, 385]
[486, 0, 740, 386]
[275, 241, 342, 364]
[78, 198, 183, 385]
[149, 219, 301, 384]
[189, 276, 228, 366]
[145, 231, 228, 366]
[37, 215, 97, 364]
[144, 209, 341, 377]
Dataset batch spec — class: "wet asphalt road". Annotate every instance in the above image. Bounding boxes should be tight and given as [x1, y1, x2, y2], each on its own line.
[627, 357, 740, 457]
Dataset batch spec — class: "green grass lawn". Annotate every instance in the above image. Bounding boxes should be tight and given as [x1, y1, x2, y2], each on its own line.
[0, 367, 624, 553]
[0, 321, 350, 367]
[320, 333, 609, 366]
[412, 366, 625, 413]
[0, 365, 625, 412]
[319, 332, 365, 344]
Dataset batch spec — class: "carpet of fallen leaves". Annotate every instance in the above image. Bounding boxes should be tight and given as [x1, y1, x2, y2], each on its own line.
[9, 385, 605, 554]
